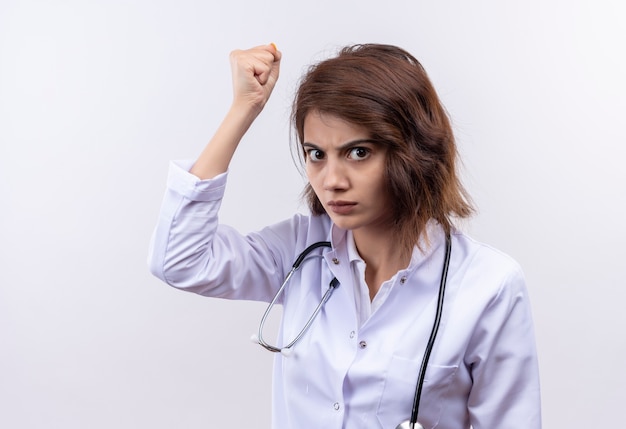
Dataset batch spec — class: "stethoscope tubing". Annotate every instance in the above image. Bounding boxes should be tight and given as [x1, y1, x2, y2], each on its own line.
[254, 233, 452, 429]
[408, 232, 452, 425]
[256, 241, 333, 353]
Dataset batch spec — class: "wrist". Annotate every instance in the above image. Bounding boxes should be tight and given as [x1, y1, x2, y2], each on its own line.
[229, 99, 264, 125]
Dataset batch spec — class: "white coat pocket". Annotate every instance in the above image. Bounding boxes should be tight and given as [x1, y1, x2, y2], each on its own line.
[376, 355, 458, 429]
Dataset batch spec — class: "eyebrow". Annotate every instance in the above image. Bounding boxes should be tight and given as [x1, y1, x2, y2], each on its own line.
[302, 139, 378, 151]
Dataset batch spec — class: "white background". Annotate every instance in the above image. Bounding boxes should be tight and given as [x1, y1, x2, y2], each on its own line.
[1, 0, 625, 427]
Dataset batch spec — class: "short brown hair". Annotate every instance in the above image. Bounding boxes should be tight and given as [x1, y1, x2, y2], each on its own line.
[292, 44, 474, 251]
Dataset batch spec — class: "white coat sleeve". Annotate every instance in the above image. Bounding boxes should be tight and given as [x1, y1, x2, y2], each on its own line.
[466, 263, 542, 428]
[147, 160, 294, 302]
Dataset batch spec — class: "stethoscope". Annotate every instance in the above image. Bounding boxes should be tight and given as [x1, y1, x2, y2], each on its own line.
[251, 234, 452, 429]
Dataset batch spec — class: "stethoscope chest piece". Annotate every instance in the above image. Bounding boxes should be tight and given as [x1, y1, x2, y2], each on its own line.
[395, 421, 425, 429]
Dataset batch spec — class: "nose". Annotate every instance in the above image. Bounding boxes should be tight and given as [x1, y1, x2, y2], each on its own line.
[322, 159, 348, 191]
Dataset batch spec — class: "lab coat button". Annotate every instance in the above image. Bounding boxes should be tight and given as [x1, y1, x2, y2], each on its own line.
[359, 341, 367, 349]
[400, 276, 407, 284]
[332, 258, 340, 265]
[349, 331, 356, 339]
[333, 402, 340, 411]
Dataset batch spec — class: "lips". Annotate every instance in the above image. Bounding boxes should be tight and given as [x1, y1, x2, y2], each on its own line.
[327, 200, 357, 215]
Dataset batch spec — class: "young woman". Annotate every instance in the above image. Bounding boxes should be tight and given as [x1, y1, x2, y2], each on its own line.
[148, 43, 541, 429]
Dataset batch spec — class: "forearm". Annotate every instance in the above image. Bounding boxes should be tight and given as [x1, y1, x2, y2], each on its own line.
[190, 43, 281, 180]
[190, 102, 260, 180]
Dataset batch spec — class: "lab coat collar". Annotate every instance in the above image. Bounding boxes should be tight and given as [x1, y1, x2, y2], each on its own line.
[329, 223, 348, 252]
[407, 221, 447, 271]
[321, 224, 354, 297]
[328, 223, 360, 263]
[331, 220, 449, 289]
[346, 230, 363, 264]
[328, 220, 447, 267]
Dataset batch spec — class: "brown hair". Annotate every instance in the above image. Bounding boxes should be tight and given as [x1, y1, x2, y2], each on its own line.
[292, 44, 474, 251]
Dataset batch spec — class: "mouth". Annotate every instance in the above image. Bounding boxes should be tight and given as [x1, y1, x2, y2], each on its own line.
[327, 200, 357, 215]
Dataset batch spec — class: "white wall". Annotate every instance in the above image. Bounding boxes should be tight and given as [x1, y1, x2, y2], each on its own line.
[1, 0, 624, 427]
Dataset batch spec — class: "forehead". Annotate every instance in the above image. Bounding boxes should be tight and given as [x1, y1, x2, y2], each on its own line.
[303, 111, 371, 144]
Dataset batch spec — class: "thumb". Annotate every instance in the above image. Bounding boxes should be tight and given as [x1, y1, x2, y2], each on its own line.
[265, 42, 281, 86]
[253, 43, 281, 85]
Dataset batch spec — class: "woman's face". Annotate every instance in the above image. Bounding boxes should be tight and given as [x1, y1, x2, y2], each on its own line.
[303, 111, 392, 234]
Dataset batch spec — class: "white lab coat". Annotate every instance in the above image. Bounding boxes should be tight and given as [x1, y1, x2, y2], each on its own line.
[148, 161, 542, 429]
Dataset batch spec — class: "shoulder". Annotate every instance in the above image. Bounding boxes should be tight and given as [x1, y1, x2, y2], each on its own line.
[253, 212, 334, 256]
[258, 212, 332, 239]
[450, 230, 527, 298]
[452, 231, 521, 269]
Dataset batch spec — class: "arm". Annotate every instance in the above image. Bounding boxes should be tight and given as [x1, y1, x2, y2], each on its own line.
[467, 267, 542, 428]
[190, 43, 281, 179]
[148, 44, 285, 298]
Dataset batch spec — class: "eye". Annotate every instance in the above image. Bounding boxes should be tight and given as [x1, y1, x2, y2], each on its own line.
[306, 148, 325, 162]
[348, 147, 370, 160]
